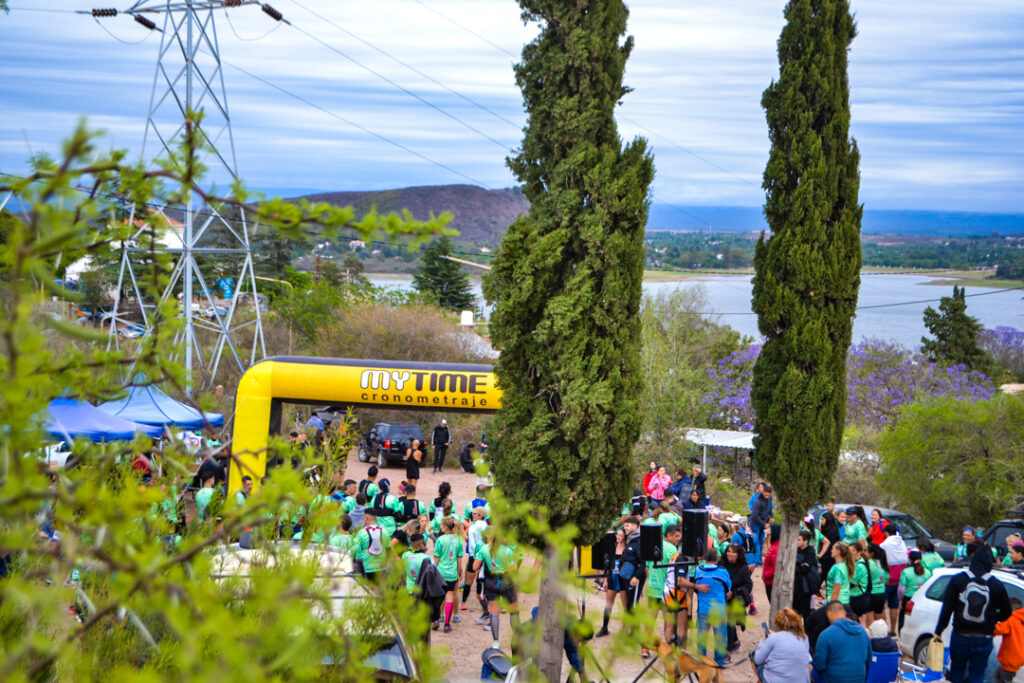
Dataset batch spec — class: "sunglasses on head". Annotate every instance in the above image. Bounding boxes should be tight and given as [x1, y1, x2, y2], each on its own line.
[963, 526, 974, 534]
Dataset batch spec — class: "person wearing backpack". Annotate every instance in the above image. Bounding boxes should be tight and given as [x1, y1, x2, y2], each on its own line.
[405, 534, 444, 643]
[396, 483, 427, 526]
[358, 466, 379, 500]
[935, 544, 1012, 683]
[369, 478, 403, 536]
[353, 509, 391, 582]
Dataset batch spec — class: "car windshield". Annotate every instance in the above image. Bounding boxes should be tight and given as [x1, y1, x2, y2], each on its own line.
[388, 426, 423, 442]
[886, 514, 931, 540]
[986, 525, 1024, 551]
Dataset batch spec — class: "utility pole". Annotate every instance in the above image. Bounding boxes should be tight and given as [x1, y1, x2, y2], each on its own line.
[85, 1, 286, 394]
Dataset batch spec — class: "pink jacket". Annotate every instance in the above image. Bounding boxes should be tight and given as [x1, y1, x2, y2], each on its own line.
[649, 473, 671, 500]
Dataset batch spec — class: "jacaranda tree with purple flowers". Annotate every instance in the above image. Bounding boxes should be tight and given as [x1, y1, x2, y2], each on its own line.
[979, 326, 1024, 382]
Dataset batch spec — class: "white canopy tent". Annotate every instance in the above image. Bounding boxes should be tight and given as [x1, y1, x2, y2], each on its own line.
[684, 428, 755, 472]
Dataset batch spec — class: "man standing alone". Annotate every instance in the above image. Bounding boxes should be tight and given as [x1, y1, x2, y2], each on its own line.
[750, 484, 774, 567]
[431, 419, 451, 473]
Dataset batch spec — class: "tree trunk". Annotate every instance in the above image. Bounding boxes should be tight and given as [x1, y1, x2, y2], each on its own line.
[534, 543, 565, 683]
[769, 514, 801, 623]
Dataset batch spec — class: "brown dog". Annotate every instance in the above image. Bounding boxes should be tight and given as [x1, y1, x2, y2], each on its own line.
[655, 637, 726, 683]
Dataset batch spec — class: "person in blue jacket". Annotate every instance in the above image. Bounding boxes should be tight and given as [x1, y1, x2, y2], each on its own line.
[812, 600, 871, 683]
[694, 547, 733, 666]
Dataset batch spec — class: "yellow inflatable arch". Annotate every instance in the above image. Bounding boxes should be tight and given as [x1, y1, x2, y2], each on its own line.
[228, 356, 500, 493]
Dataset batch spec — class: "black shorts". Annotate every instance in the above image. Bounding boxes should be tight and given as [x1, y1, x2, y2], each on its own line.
[406, 461, 420, 480]
[870, 593, 886, 613]
[443, 579, 457, 593]
[850, 593, 873, 617]
[607, 573, 623, 592]
[484, 576, 517, 604]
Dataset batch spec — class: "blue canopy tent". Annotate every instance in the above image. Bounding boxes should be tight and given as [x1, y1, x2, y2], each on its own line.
[97, 381, 223, 430]
[45, 397, 164, 442]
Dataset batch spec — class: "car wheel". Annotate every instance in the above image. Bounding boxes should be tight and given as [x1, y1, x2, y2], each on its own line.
[357, 445, 368, 463]
[377, 449, 386, 468]
[913, 637, 932, 668]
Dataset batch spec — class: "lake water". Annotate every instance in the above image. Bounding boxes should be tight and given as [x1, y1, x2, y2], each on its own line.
[366, 273, 1024, 348]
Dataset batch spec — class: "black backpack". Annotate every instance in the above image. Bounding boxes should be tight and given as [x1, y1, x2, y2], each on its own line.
[740, 533, 756, 555]
[358, 479, 372, 496]
[959, 575, 992, 625]
[397, 496, 419, 524]
[372, 492, 395, 519]
[415, 558, 447, 600]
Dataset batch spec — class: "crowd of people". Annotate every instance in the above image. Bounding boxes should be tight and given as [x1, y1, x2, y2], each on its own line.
[617, 461, 1024, 683]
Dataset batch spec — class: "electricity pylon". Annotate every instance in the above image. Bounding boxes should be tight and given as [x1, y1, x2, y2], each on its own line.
[87, 1, 282, 393]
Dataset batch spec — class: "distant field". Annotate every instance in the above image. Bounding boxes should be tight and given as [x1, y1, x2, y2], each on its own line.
[921, 269, 1024, 289]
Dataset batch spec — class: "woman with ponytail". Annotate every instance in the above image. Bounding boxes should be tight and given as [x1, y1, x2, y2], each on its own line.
[898, 549, 931, 631]
[826, 542, 853, 605]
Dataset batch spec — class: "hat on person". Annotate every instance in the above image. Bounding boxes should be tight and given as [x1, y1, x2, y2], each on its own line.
[846, 506, 859, 515]
[1012, 541, 1024, 554]
[868, 620, 889, 639]
[440, 419, 447, 425]
[378, 478, 390, 492]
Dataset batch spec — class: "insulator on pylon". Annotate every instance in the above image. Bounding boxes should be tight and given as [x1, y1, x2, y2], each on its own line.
[224, 0, 242, 6]
[133, 14, 157, 30]
[91, 8, 117, 17]
[261, 4, 283, 21]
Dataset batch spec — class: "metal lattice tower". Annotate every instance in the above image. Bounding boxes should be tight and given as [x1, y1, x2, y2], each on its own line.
[90, 1, 271, 394]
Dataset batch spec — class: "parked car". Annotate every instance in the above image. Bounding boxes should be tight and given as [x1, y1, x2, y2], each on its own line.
[982, 517, 1024, 558]
[357, 422, 425, 468]
[202, 305, 229, 319]
[210, 542, 418, 680]
[810, 503, 956, 561]
[900, 565, 1024, 681]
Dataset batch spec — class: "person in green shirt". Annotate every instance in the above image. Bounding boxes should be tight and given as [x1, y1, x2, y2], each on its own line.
[358, 466, 380, 501]
[844, 507, 868, 545]
[396, 484, 429, 526]
[195, 474, 216, 521]
[849, 542, 874, 625]
[402, 533, 434, 595]
[917, 538, 946, 572]
[433, 517, 464, 633]
[647, 526, 682, 646]
[233, 475, 253, 508]
[658, 502, 681, 534]
[898, 550, 932, 631]
[368, 478, 403, 536]
[463, 484, 490, 521]
[826, 542, 853, 605]
[352, 509, 391, 580]
[430, 500, 463, 539]
[866, 542, 888, 621]
[473, 536, 520, 652]
[327, 514, 353, 552]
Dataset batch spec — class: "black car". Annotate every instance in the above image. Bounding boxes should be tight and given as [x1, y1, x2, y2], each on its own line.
[981, 515, 1024, 558]
[810, 504, 956, 561]
[357, 423, 425, 468]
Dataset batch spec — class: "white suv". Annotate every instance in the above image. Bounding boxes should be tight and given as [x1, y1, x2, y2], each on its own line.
[901, 565, 1024, 681]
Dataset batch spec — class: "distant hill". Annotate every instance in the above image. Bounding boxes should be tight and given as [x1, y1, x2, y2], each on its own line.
[294, 184, 1024, 242]
[297, 185, 528, 247]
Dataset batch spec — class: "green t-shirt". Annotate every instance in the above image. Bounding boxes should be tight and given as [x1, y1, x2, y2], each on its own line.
[398, 498, 428, 522]
[327, 532, 352, 551]
[475, 543, 517, 575]
[402, 551, 433, 594]
[660, 513, 681, 533]
[814, 529, 826, 554]
[827, 562, 850, 603]
[922, 552, 945, 572]
[647, 540, 679, 598]
[363, 482, 380, 500]
[899, 566, 931, 598]
[869, 559, 886, 594]
[431, 512, 463, 537]
[340, 497, 357, 513]
[708, 524, 719, 541]
[353, 525, 391, 574]
[846, 520, 867, 544]
[642, 516, 661, 527]
[433, 533, 464, 581]
[234, 491, 247, 508]
[850, 559, 869, 597]
[195, 487, 215, 520]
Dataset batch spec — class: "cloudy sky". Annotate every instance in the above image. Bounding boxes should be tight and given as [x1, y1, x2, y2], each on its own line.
[1, 0, 1021, 225]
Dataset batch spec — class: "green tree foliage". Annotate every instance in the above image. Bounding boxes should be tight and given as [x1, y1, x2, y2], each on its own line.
[879, 395, 1024, 539]
[639, 287, 745, 463]
[251, 223, 310, 280]
[922, 285, 989, 372]
[0, 120, 451, 681]
[751, 0, 862, 615]
[484, 1, 653, 677]
[412, 235, 475, 311]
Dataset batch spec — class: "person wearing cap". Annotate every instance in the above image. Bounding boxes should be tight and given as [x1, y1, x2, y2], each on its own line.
[868, 619, 898, 652]
[431, 419, 451, 473]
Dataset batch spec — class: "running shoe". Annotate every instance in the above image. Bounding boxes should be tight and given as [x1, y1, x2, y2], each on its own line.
[460, 603, 468, 610]
[492, 640, 500, 650]
[594, 627, 610, 638]
[474, 616, 489, 625]
[641, 647, 650, 659]
[443, 624, 452, 633]
[432, 620, 440, 631]
[453, 615, 462, 623]
[483, 624, 491, 631]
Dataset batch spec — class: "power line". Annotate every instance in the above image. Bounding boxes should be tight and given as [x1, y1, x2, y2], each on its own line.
[91, 15, 154, 45]
[219, 59, 491, 188]
[410, 0, 518, 60]
[284, 19, 514, 153]
[222, 7, 283, 42]
[287, 0, 521, 131]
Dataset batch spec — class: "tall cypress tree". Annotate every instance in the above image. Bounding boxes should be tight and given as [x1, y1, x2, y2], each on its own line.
[751, 0, 862, 617]
[483, 1, 653, 677]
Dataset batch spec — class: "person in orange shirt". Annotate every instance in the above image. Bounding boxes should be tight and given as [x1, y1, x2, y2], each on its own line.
[994, 598, 1024, 683]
